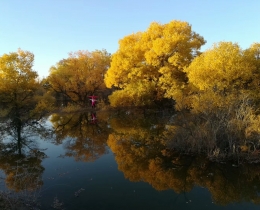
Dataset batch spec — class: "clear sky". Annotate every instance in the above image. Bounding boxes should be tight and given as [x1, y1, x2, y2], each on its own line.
[1, 0, 260, 78]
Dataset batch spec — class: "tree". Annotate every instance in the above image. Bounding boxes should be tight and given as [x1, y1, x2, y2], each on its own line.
[243, 42, 260, 103]
[104, 20, 206, 107]
[0, 49, 39, 119]
[47, 50, 111, 107]
[171, 42, 260, 154]
[185, 42, 256, 93]
[183, 42, 260, 112]
[0, 49, 53, 154]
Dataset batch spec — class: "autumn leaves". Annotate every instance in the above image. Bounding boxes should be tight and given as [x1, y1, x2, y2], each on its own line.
[104, 21, 259, 111]
[104, 21, 206, 107]
[47, 50, 111, 107]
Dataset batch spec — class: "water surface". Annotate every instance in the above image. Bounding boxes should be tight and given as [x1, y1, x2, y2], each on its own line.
[1, 110, 260, 210]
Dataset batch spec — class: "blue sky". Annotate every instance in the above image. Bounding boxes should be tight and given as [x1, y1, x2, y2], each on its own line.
[1, 0, 259, 78]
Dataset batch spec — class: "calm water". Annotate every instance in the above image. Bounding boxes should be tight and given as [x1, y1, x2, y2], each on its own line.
[0, 110, 260, 210]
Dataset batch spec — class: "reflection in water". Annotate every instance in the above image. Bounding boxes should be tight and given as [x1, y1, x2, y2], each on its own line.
[0, 150, 46, 192]
[90, 112, 98, 124]
[0, 118, 50, 193]
[1, 110, 260, 208]
[50, 111, 109, 162]
[108, 111, 260, 205]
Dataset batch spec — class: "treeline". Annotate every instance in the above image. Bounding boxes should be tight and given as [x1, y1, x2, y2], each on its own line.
[1, 20, 259, 111]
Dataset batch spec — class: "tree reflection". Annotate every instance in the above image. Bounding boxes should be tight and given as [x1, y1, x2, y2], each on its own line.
[0, 116, 50, 193]
[50, 111, 109, 161]
[0, 149, 46, 192]
[108, 115, 260, 205]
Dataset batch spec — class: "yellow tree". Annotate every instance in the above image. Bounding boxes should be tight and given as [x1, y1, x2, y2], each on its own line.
[0, 49, 53, 154]
[243, 42, 260, 103]
[0, 49, 53, 119]
[181, 42, 260, 152]
[48, 50, 111, 107]
[0, 49, 39, 119]
[105, 20, 205, 107]
[186, 42, 256, 93]
[184, 42, 259, 112]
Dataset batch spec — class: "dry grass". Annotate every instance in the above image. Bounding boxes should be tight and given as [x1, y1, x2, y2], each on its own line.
[165, 95, 260, 162]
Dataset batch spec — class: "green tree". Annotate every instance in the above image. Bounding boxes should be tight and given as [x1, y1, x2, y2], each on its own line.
[105, 20, 205, 107]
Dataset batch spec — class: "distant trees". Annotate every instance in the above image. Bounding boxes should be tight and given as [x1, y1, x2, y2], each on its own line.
[1, 21, 259, 113]
[104, 20, 206, 107]
[187, 41, 260, 112]
[47, 50, 111, 107]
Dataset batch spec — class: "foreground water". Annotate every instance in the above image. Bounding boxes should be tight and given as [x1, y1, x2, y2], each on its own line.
[1, 110, 260, 209]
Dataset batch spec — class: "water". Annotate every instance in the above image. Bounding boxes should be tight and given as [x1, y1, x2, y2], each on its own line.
[0, 110, 260, 209]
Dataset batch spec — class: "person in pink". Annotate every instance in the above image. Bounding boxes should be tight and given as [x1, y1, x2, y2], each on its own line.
[88, 95, 98, 108]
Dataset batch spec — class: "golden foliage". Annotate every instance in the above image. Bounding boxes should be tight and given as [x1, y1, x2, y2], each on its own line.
[0, 49, 51, 120]
[0, 49, 38, 102]
[105, 20, 205, 107]
[185, 42, 256, 92]
[108, 81, 156, 107]
[48, 50, 111, 106]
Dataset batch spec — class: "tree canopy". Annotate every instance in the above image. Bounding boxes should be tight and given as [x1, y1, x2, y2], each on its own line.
[0, 49, 52, 122]
[47, 50, 111, 107]
[104, 20, 206, 107]
[186, 42, 256, 93]
[183, 42, 260, 112]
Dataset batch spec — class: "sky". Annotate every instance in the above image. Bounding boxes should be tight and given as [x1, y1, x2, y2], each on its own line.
[1, 0, 260, 78]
